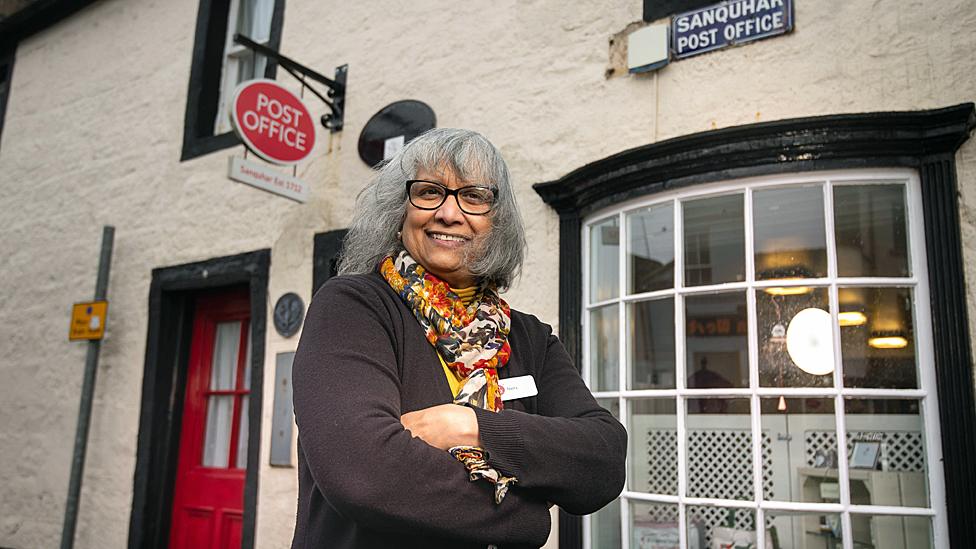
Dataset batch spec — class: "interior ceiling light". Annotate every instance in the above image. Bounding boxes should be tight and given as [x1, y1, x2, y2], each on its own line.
[868, 335, 909, 349]
[764, 286, 812, 296]
[838, 311, 867, 327]
[786, 307, 835, 376]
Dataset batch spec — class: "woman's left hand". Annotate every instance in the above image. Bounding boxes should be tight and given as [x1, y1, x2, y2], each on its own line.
[400, 404, 481, 450]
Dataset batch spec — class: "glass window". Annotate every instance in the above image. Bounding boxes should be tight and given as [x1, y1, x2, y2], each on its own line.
[628, 298, 675, 390]
[214, 0, 277, 134]
[589, 304, 619, 392]
[582, 172, 942, 549]
[840, 287, 917, 388]
[757, 287, 834, 387]
[590, 217, 620, 302]
[754, 186, 828, 280]
[683, 194, 745, 286]
[833, 184, 910, 278]
[628, 204, 674, 293]
[628, 399, 677, 495]
[685, 292, 748, 389]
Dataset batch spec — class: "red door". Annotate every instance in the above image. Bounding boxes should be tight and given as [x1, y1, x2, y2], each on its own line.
[170, 289, 251, 549]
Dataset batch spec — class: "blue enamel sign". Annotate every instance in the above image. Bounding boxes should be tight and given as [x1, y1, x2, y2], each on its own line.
[672, 0, 793, 59]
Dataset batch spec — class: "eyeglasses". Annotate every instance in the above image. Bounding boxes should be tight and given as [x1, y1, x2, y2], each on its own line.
[405, 179, 498, 215]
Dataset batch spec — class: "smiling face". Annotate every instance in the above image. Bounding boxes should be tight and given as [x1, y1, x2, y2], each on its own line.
[401, 167, 493, 288]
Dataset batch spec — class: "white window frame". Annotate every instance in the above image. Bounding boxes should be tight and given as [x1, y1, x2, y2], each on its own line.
[213, 0, 275, 134]
[580, 168, 948, 549]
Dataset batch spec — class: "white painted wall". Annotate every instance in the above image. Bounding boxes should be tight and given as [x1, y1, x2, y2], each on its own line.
[0, 0, 973, 547]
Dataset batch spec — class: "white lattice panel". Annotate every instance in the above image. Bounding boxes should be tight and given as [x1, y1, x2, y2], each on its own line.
[804, 430, 925, 472]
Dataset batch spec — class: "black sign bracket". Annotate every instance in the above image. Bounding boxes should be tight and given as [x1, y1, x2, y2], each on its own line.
[234, 34, 347, 132]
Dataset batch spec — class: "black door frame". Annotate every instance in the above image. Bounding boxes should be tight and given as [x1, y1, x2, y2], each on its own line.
[534, 104, 976, 549]
[127, 249, 270, 549]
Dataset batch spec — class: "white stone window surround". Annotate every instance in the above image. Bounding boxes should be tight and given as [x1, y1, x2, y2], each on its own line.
[580, 168, 948, 549]
[213, 0, 276, 134]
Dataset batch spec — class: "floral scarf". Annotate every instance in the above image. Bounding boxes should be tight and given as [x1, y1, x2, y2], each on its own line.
[379, 250, 511, 411]
[380, 250, 517, 503]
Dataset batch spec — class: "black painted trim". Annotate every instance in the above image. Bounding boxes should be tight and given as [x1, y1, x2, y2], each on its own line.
[128, 249, 270, 549]
[643, 0, 716, 22]
[0, 0, 100, 51]
[180, 0, 285, 161]
[919, 155, 976, 548]
[0, 46, 13, 152]
[312, 229, 348, 295]
[534, 104, 976, 549]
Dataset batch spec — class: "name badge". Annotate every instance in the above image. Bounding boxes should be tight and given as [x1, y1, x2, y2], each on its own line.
[499, 375, 538, 401]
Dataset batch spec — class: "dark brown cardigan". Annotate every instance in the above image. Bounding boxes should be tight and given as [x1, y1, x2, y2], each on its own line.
[291, 273, 626, 549]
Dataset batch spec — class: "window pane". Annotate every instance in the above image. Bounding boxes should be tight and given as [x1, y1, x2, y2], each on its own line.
[590, 217, 620, 302]
[590, 498, 620, 549]
[629, 298, 676, 390]
[840, 287, 917, 388]
[834, 184, 910, 277]
[754, 185, 827, 280]
[765, 510, 842, 549]
[242, 322, 252, 390]
[683, 194, 745, 286]
[236, 52, 256, 83]
[845, 398, 929, 507]
[596, 397, 620, 420]
[628, 204, 674, 293]
[758, 287, 834, 387]
[235, 395, 249, 469]
[761, 397, 837, 503]
[687, 506, 758, 549]
[851, 513, 932, 549]
[687, 398, 753, 500]
[202, 395, 233, 467]
[590, 304, 619, 392]
[631, 501, 678, 548]
[685, 292, 748, 389]
[237, 0, 275, 41]
[628, 399, 677, 495]
[211, 321, 242, 390]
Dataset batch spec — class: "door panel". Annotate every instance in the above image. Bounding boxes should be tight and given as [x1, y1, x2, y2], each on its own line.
[170, 288, 251, 549]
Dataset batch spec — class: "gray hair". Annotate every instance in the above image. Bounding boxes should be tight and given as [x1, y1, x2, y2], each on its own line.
[337, 128, 526, 289]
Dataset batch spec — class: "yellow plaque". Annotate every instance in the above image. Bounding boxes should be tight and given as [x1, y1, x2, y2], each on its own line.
[69, 301, 108, 341]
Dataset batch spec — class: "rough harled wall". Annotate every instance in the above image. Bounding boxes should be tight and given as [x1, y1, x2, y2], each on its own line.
[0, 0, 974, 547]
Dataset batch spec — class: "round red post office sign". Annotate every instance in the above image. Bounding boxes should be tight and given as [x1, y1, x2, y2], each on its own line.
[231, 79, 316, 165]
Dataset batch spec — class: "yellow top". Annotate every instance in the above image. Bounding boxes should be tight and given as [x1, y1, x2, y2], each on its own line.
[439, 286, 477, 396]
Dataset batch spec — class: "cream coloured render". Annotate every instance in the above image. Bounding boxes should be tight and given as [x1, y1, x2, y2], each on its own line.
[0, 0, 974, 547]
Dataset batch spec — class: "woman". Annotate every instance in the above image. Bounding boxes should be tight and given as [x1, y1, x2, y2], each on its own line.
[291, 129, 626, 549]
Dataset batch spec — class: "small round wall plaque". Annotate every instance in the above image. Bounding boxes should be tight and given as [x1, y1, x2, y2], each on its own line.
[273, 292, 305, 338]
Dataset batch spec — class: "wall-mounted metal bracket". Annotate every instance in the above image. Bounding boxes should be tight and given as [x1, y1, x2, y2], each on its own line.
[234, 34, 347, 132]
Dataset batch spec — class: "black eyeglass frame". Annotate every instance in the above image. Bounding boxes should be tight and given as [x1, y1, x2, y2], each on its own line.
[404, 179, 499, 215]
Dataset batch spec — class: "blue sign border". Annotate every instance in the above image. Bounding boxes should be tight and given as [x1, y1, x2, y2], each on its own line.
[671, 0, 794, 60]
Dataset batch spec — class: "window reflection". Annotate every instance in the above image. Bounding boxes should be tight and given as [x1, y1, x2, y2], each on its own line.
[687, 506, 758, 549]
[854, 513, 932, 549]
[628, 399, 677, 495]
[683, 195, 745, 286]
[632, 501, 679, 549]
[834, 184, 910, 278]
[754, 186, 828, 280]
[758, 288, 834, 387]
[844, 398, 929, 508]
[590, 304, 619, 392]
[590, 217, 620, 302]
[591, 498, 621, 548]
[840, 287, 917, 388]
[761, 398, 838, 504]
[687, 398, 753, 500]
[628, 204, 674, 293]
[685, 292, 748, 389]
[766, 511, 842, 549]
[629, 298, 676, 389]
